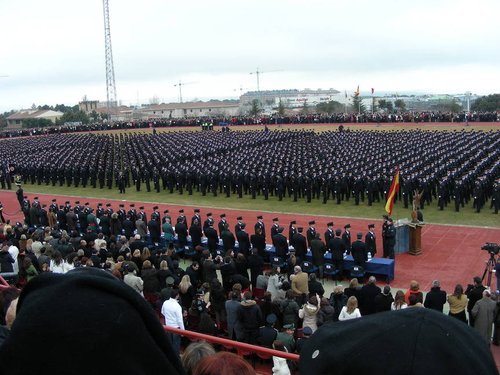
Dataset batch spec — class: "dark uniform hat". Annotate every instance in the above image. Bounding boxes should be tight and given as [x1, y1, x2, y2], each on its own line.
[153, 206, 158, 210]
[327, 222, 334, 227]
[290, 220, 297, 225]
[368, 224, 375, 229]
[272, 217, 279, 222]
[299, 308, 497, 375]
[163, 210, 169, 214]
[139, 206, 144, 210]
[308, 220, 315, 225]
[237, 216, 243, 221]
[194, 208, 200, 213]
[179, 209, 184, 214]
[207, 212, 212, 216]
[257, 215, 263, 219]
[344, 224, 351, 229]
[220, 213, 226, 218]
[298, 227, 304, 232]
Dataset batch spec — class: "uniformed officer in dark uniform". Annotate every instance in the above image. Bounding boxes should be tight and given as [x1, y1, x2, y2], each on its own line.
[306, 220, 316, 249]
[324, 222, 334, 245]
[342, 224, 352, 254]
[365, 224, 377, 257]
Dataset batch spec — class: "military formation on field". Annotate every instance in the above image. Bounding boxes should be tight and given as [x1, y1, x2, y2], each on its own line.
[0, 128, 499, 213]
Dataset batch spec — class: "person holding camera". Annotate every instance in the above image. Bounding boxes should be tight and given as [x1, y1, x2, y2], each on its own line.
[465, 276, 486, 327]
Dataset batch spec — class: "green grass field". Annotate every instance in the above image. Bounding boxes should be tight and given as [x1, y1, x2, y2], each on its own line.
[12, 124, 500, 227]
[19, 181, 499, 227]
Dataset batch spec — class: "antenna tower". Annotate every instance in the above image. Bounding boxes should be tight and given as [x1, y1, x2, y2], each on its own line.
[103, 0, 117, 119]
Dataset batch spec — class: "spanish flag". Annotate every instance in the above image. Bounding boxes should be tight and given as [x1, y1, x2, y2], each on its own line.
[385, 167, 400, 215]
[354, 85, 360, 97]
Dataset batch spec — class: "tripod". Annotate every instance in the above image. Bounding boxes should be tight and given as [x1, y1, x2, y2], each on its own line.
[481, 253, 497, 288]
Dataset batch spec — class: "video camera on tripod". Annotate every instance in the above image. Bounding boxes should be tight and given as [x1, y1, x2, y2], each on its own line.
[481, 243, 500, 255]
[481, 243, 500, 287]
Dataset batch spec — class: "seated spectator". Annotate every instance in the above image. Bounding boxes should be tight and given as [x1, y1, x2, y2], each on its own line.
[0, 268, 184, 374]
[299, 308, 498, 374]
[338, 296, 361, 321]
[182, 341, 216, 375]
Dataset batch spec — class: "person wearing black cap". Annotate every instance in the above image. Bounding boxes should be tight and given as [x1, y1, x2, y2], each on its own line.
[342, 224, 352, 253]
[258, 313, 278, 348]
[292, 227, 307, 263]
[299, 308, 498, 375]
[203, 212, 214, 234]
[382, 215, 389, 257]
[234, 216, 244, 234]
[306, 220, 316, 249]
[271, 217, 280, 238]
[0, 268, 184, 374]
[177, 209, 187, 227]
[250, 226, 266, 260]
[255, 215, 266, 239]
[324, 222, 334, 245]
[218, 213, 227, 235]
[191, 209, 201, 228]
[365, 224, 377, 257]
[189, 216, 203, 250]
[351, 232, 368, 268]
[384, 218, 396, 259]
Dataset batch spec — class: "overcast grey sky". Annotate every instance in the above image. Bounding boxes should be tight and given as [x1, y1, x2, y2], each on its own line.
[1, 0, 499, 112]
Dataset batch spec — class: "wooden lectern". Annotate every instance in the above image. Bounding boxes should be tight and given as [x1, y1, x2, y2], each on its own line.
[409, 223, 424, 256]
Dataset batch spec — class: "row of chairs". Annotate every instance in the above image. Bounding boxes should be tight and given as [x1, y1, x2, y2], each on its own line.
[270, 256, 365, 284]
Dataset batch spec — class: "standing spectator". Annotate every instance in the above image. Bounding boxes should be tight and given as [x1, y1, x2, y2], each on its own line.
[272, 340, 291, 375]
[404, 280, 423, 305]
[161, 288, 184, 357]
[280, 289, 300, 328]
[359, 276, 381, 316]
[291, 265, 308, 304]
[178, 275, 195, 311]
[225, 291, 243, 340]
[424, 280, 447, 312]
[0, 244, 14, 273]
[338, 296, 361, 321]
[267, 266, 283, 301]
[123, 263, 144, 295]
[466, 276, 486, 327]
[299, 294, 320, 333]
[391, 290, 408, 310]
[237, 291, 262, 344]
[471, 289, 497, 344]
[247, 248, 264, 288]
[308, 274, 324, 297]
[344, 278, 362, 301]
[447, 284, 468, 323]
[317, 297, 335, 326]
[329, 286, 347, 321]
[374, 285, 394, 313]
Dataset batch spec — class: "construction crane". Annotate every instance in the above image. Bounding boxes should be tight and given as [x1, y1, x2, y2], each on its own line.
[173, 80, 197, 103]
[103, 0, 117, 120]
[249, 68, 282, 106]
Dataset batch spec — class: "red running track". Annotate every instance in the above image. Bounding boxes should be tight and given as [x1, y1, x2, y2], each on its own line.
[1, 190, 499, 292]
